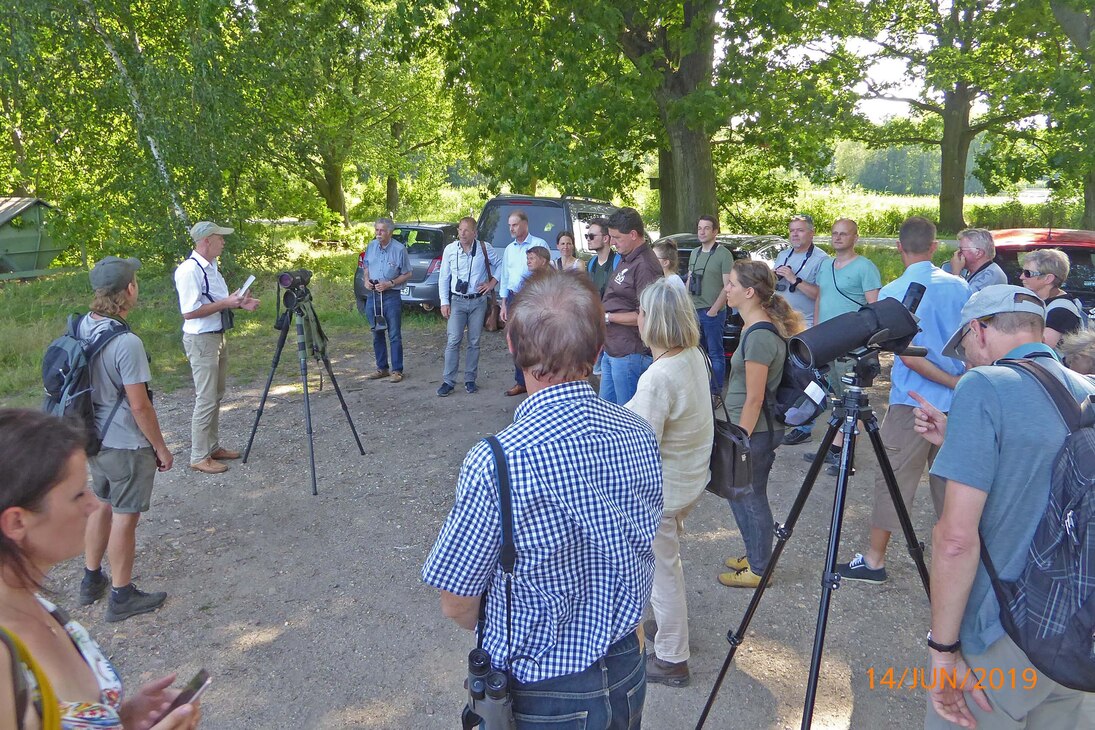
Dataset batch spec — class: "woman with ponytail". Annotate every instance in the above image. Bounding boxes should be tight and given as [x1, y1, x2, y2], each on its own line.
[717, 260, 804, 589]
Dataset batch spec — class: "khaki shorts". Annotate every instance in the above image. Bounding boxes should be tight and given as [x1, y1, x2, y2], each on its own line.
[89, 447, 158, 513]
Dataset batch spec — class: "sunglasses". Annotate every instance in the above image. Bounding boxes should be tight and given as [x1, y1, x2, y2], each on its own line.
[585, 233, 603, 240]
[1020, 269, 1045, 278]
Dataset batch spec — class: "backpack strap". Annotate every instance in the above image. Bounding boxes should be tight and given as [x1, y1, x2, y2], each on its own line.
[84, 316, 133, 443]
[0, 625, 61, 730]
[998, 359, 1081, 432]
[739, 322, 781, 433]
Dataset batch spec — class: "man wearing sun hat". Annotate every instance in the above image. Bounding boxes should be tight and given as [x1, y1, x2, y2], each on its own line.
[174, 221, 260, 474]
[79, 255, 174, 621]
[909, 284, 1095, 728]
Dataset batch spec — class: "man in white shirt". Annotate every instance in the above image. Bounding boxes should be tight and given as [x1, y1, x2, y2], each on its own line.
[173, 221, 259, 474]
[437, 217, 501, 396]
[498, 210, 547, 396]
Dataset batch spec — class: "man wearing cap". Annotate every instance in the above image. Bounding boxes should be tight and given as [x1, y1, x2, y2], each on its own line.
[174, 221, 260, 474]
[910, 284, 1094, 729]
[358, 217, 412, 383]
[79, 256, 172, 621]
[775, 214, 831, 445]
[837, 216, 970, 585]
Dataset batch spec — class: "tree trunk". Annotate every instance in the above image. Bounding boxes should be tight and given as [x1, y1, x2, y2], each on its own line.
[1083, 167, 1095, 231]
[658, 147, 678, 234]
[660, 113, 717, 234]
[385, 174, 399, 217]
[79, 0, 189, 229]
[322, 156, 349, 227]
[938, 84, 975, 234]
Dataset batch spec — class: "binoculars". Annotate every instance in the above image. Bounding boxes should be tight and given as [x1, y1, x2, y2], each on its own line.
[456, 279, 470, 294]
[688, 272, 703, 296]
[461, 648, 516, 730]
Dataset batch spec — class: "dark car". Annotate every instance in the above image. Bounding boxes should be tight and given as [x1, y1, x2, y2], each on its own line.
[655, 233, 791, 368]
[354, 222, 457, 312]
[477, 195, 617, 260]
[991, 228, 1095, 312]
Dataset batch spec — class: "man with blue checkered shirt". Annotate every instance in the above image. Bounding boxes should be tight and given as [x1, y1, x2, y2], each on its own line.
[423, 271, 663, 728]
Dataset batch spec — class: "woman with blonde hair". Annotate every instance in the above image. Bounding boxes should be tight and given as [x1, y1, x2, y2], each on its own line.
[624, 278, 713, 688]
[718, 260, 805, 589]
[1019, 249, 1086, 347]
[652, 241, 685, 289]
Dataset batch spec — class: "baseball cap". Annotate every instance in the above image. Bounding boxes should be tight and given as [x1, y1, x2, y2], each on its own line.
[89, 256, 141, 293]
[941, 284, 1046, 359]
[189, 221, 234, 242]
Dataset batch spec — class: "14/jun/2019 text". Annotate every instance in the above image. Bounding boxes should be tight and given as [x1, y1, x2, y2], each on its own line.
[866, 666, 1038, 692]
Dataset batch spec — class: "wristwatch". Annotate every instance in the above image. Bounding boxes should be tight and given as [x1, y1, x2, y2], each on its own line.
[605, 313, 611, 324]
[789, 277, 802, 293]
[926, 630, 961, 653]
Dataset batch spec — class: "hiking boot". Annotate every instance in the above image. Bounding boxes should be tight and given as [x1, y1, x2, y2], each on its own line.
[465, 382, 478, 394]
[437, 382, 454, 397]
[804, 447, 840, 466]
[79, 570, 109, 606]
[189, 457, 229, 474]
[365, 369, 390, 380]
[645, 655, 690, 687]
[783, 428, 812, 446]
[718, 569, 771, 589]
[723, 555, 750, 572]
[505, 384, 527, 397]
[105, 584, 167, 622]
[836, 554, 887, 584]
[642, 618, 658, 646]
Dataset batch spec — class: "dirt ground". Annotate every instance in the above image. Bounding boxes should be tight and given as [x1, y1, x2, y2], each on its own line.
[50, 319, 1094, 729]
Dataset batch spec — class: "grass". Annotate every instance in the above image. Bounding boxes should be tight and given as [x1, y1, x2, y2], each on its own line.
[0, 247, 444, 408]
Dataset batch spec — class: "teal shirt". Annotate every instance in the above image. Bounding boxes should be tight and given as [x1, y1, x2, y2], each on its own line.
[929, 344, 1095, 655]
[816, 256, 882, 324]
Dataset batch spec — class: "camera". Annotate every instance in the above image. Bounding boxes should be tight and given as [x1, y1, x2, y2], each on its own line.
[461, 648, 516, 730]
[278, 269, 312, 289]
[688, 272, 703, 296]
[456, 279, 470, 295]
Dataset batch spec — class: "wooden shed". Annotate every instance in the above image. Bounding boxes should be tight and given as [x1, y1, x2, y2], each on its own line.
[0, 197, 70, 280]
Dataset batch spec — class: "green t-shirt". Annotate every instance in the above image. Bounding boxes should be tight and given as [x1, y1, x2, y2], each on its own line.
[725, 325, 785, 433]
[816, 255, 882, 324]
[687, 245, 734, 309]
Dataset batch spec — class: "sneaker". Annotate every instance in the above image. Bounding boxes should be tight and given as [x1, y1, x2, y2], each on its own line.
[437, 382, 454, 397]
[642, 618, 658, 646]
[646, 655, 690, 687]
[465, 382, 478, 394]
[388, 372, 404, 383]
[365, 369, 390, 380]
[804, 447, 840, 466]
[723, 555, 750, 572]
[836, 553, 887, 584]
[826, 463, 856, 477]
[78, 571, 108, 606]
[783, 428, 812, 446]
[105, 584, 167, 622]
[718, 569, 771, 589]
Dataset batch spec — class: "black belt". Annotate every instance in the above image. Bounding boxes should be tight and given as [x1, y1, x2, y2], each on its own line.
[451, 292, 484, 299]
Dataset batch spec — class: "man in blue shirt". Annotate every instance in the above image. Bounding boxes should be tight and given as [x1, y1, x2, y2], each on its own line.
[838, 217, 970, 584]
[498, 210, 548, 396]
[437, 217, 502, 396]
[423, 271, 662, 726]
[358, 217, 411, 382]
[911, 285, 1093, 729]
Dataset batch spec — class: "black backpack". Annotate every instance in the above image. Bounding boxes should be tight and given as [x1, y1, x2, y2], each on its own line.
[740, 322, 828, 428]
[41, 313, 129, 455]
[980, 358, 1095, 691]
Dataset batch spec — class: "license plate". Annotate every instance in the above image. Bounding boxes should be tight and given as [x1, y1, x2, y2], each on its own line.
[401, 287, 410, 297]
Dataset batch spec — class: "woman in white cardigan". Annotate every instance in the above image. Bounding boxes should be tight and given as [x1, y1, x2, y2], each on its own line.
[625, 278, 714, 688]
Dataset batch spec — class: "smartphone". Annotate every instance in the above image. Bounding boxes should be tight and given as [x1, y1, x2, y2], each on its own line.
[152, 669, 211, 725]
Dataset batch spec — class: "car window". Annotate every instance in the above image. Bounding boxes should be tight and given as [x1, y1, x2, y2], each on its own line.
[393, 227, 445, 254]
[998, 246, 1095, 300]
[478, 202, 566, 250]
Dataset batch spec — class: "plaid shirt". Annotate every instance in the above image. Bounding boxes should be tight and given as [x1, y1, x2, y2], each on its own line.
[422, 380, 663, 683]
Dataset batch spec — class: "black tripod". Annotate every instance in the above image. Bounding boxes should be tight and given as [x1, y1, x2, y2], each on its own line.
[697, 349, 931, 729]
[243, 291, 364, 495]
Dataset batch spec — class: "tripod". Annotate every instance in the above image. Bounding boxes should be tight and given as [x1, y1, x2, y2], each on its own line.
[697, 349, 931, 729]
[243, 293, 364, 495]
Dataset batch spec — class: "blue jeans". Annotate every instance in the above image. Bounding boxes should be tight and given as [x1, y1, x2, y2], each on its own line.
[443, 296, 488, 385]
[506, 294, 525, 387]
[599, 353, 652, 404]
[364, 290, 403, 372]
[511, 633, 646, 729]
[727, 429, 782, 575]
[697, 308, 728, 393]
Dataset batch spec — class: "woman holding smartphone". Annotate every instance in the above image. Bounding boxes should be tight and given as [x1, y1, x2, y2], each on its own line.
[718, 260, 804, 589]
[0, 409, 202, 730]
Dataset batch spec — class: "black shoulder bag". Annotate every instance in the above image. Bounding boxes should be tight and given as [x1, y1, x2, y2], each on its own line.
[701, 351, 754, 500]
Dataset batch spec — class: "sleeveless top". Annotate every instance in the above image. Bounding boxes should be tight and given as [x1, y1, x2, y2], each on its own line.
[14, 596, 124, 729]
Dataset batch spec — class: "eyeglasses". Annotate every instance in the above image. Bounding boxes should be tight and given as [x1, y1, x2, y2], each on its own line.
[1020, 269, 1045, 278]
[955, 316, 995, 358]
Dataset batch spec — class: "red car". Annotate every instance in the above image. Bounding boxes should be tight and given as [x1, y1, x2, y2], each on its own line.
[990, 228, 1095, 311]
